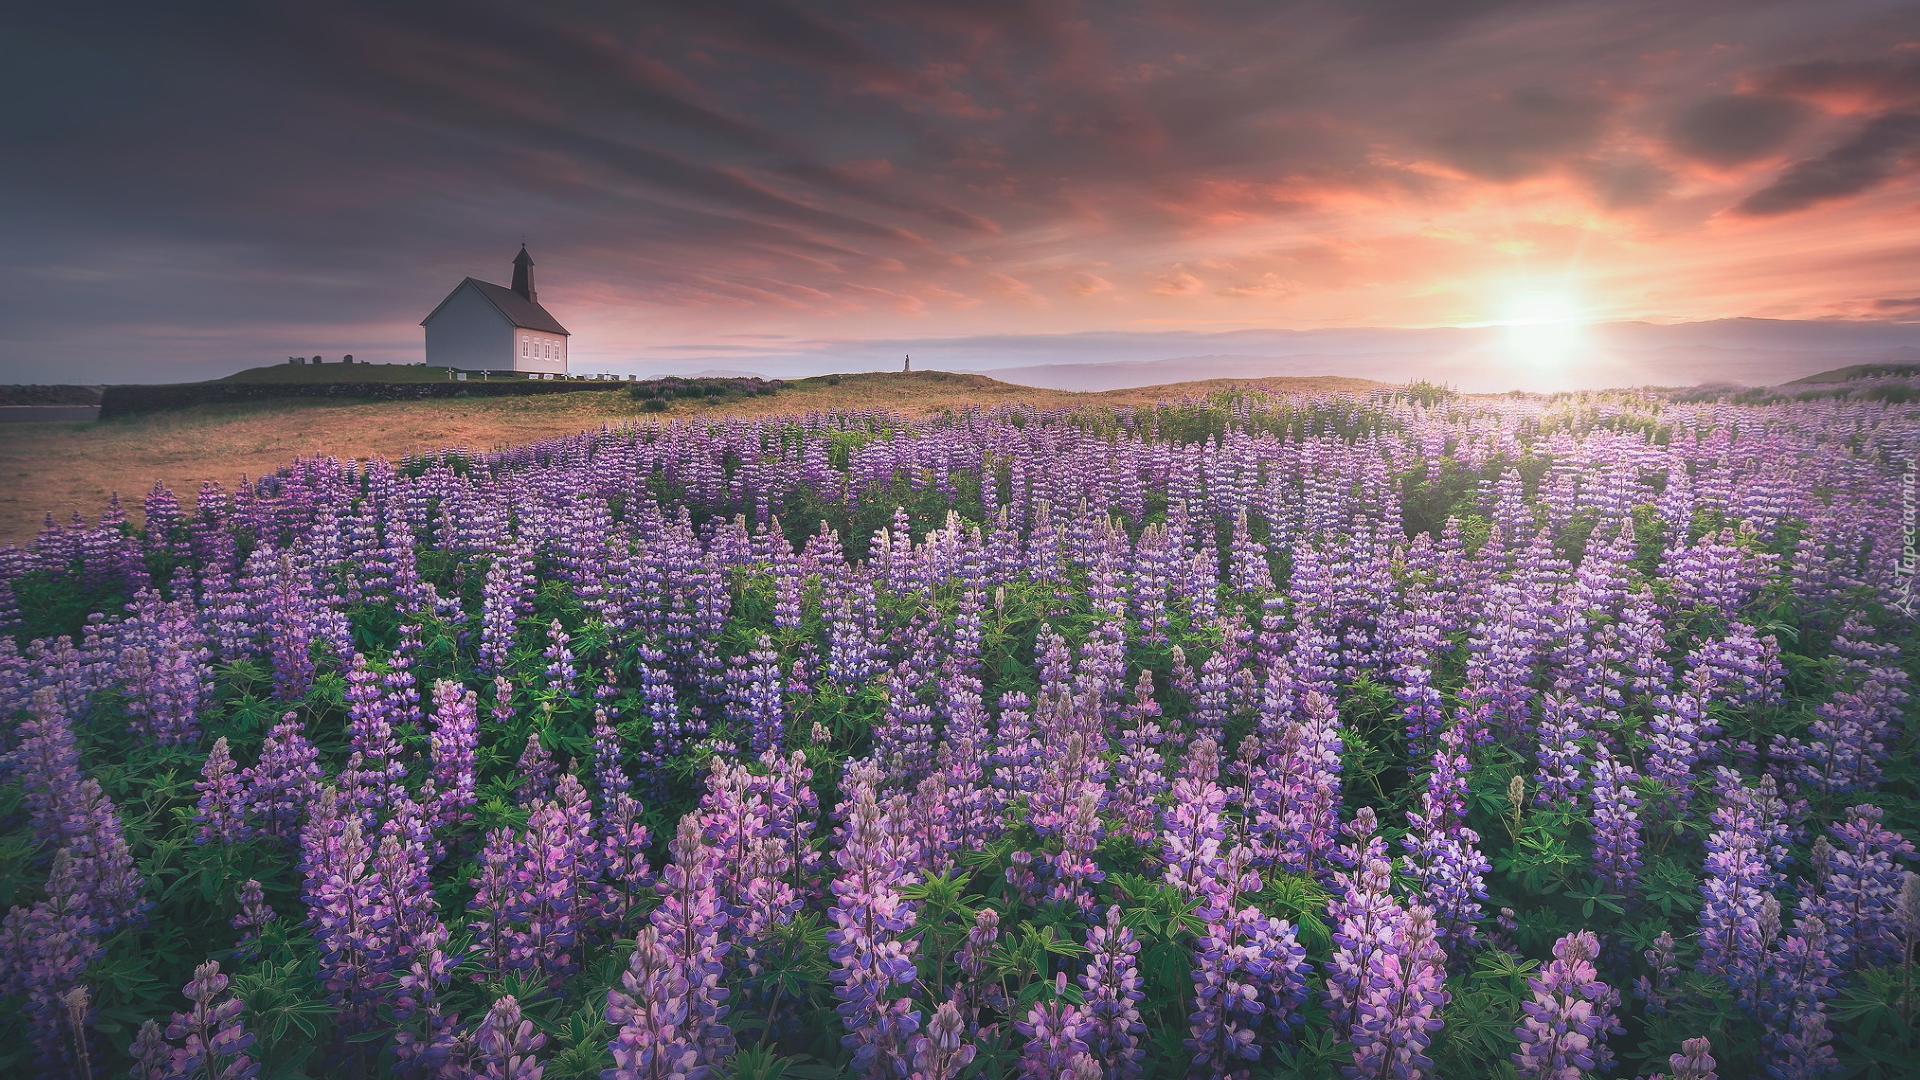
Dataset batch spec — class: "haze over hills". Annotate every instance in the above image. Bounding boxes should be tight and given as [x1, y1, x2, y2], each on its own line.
[18, 317, 1920, 394]
[638, 318, 1920, 393]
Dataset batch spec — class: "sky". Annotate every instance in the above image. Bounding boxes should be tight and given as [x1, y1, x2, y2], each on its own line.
[4, 0, 1920, 384]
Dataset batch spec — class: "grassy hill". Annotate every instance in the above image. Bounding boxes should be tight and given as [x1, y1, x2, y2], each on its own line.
[1786, 361, 1920, 384]
[216, 363, 471, 384]
[1, 370, 1382, 543]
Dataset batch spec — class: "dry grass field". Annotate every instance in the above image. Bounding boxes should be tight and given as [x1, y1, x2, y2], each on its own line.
[0, 371, 1379, 544]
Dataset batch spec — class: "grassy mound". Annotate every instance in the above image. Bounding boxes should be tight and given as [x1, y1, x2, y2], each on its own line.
[218, 363, 470, 384]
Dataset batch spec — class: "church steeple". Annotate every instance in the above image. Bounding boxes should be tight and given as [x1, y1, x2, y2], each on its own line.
[511, 244, 536, 302]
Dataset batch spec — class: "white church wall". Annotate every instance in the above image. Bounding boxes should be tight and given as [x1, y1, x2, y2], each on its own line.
[424, 284, 514, 370]
[511, 330, 568, 374]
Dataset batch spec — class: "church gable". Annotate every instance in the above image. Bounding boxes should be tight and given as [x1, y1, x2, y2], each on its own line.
[421, 279, 514, 330]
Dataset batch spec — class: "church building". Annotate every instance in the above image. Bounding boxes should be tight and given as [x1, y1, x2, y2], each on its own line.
[421, 245, 570, 374]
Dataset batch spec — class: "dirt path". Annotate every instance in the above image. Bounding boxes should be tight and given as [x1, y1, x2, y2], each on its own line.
[0, 371, 1380, 543]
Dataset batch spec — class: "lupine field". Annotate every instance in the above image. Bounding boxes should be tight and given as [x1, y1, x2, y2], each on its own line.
[3, 383, 1918, 1080]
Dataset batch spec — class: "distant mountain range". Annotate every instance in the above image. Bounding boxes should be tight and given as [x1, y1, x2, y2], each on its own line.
[638, 319, 1920, 393]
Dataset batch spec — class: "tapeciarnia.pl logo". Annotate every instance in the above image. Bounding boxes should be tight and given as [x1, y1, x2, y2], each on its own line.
[1899, 459, 1918, 617]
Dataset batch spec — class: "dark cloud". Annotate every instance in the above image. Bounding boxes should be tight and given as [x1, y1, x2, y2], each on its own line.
[1752, 55, 1920, 106]
[1335, 0, 1529, 47]
[1428, 87, 1611, 181]
[1872, 297, 1920, 315]
[1734, 111, 1920, 216]
[1574, 154, 1672, 209]
[1669, 95, 1810, 167]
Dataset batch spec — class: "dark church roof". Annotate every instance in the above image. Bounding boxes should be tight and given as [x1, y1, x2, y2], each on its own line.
[421, 278, 570, 336]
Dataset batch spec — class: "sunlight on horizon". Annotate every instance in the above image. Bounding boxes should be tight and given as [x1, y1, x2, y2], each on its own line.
[1479, 289, 1593, 373]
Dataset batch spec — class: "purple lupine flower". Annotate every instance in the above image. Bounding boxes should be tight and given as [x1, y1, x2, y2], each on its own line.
[699, 755, 811, 976]
[594, 708, 630, 800]
[954, 907, 1002, 1028]
[595, 788, 655, 934]
[1643, 669, 1714, 822]
[263, 550, 320, 702]
[1047, 782, 1107, 916]
[604, 926, 701, 1080]
[1325, 852, 1399, 1038]
[14, 687, 85, 838]
[427, 680, 480, 834]
[907, 998, 976, 1080]
[1017, 972, 1092, 1080]
[1399, 720, 1489, 949]
[469, 828, 523, 984]
[1248, 685, 1343, 875]
[1162, 759, 1229, 901]
[1533, 691, 1587, 807]
[1511, 930, 1624, 1080]
[517, 732, 559, 805]
[377, 796, 457, 1067]
[1803, 805, 1916, 971]
[930, 678, 998, 853]
[1664, 1037, 1717, 1080]
[387, 622, 426, 731]
[1112, 670, 1170, 845]
[544, 619, 578, 695]
[120, 592, 212, 746]
[142, 480, 187, 564]
[635, 654, 686, 782]
[1587, 747, 1643, 895]
[827, 766, 922, 1078]
[991, 690, 1043, 815]
[130, 1018, 168, 1080]
[492, 674, 517, 725]
[1186, 846, 1310, 1078]
[1081, 905, 1146, 1080]
[1699, 770, 1789, 1010]
[231, 878, 277, 962]
[9, 690, 147, 931]
[194, 736, 252, 845]
[1779, 660, 1909, 795]
[874, 669, 939, 788]
[480, 545, 534, 675]
[1635, 927, 1679, 1015]
[299, 789, 394, 1033]
[731, 633, 786, 755]
[1005, 849, 1043, 910]
[162, 960, 258, 1080]
[650, 815, 734, 1064]
[1344, 902, 1449, 1080]
[485, 775, 594, 987]
[1186, 651, 1236, 745]
[475, 994, 547, 1080]
[1693, 623, 1785, 709]
[1758, 908, 1840, 1079]
[1659, 524, 1776, 618]
[0, 850, 103, 1079]
[1761, 1000, 1837, 1080]
[825, 572, 885, 688]
[595, 665, 623, 712]
[340, 653, 407, 822]
[244, 713, 325, 840]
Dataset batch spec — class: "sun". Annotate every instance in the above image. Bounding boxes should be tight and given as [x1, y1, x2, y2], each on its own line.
[1495, 290, 1588, 365]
